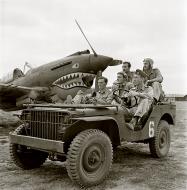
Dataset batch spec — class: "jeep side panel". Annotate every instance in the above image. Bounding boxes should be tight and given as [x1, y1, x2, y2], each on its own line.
[117, 104, 176, 142]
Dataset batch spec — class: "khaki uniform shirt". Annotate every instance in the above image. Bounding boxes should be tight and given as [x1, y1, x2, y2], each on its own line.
[113, 81, 134, 93]
[131, 85, 154, 102]
[143, 68, 163, 83]
[123, 71, 134, 82]
[117, 82, 134, 96]
[95, 89, 112, 104]
[110, 82, 134, 104]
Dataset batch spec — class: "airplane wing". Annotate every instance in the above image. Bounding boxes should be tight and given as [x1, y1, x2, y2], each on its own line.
[0, 83, 49, 98]
[109, 59, 122, 66]
[0, 83, 50, 110]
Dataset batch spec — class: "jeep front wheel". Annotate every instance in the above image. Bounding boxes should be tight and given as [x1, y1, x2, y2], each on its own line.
[66, 129, 113, 187]
[10, 125, 48, 169]
[149, 120, 170, 158]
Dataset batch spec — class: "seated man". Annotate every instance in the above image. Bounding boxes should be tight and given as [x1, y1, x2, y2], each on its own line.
[123, 70, 154, 131]
[111, 72, 134, 104]
[116, 72, 134, 91]
[84, 76, 112, 105]
[143, 58, 164, 102]
[122, 61, 134, 82]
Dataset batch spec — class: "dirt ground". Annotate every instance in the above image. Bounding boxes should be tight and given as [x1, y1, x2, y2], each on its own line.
[0, 101, 186, 190]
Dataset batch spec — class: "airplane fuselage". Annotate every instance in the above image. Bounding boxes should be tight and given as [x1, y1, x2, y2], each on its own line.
[0, 51, 115, 110]
[12, 53, 113, 88]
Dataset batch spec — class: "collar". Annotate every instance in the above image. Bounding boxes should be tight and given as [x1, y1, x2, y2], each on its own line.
[125, 71, 131, 75]
[135, 83, 145, 91]
[143, 68, 153, 75]
[98, 89, 107, 94]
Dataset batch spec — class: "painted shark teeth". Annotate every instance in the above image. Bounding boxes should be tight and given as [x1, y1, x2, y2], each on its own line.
[53, 72, 95, 89]
[54, 72, 95, 85]
[55, 81, 87, 89]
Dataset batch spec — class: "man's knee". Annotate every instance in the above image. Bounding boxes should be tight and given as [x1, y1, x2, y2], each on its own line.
[118, 106, 133, 122]
[139, 98, 149, 106]
[152, 81, 161, 88]
[152, 82, 164, 101]
[137, 99, 152, 113]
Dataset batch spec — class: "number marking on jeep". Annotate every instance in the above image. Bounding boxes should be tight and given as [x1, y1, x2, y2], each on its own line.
[149, 121, 155, 137]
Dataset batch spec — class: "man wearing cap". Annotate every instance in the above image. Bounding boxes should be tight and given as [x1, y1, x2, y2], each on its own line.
[123, 70, 154, 130]
[143, 58, 164, 102]
[111, 72, 134, 104]
[122, 61, 134, 82]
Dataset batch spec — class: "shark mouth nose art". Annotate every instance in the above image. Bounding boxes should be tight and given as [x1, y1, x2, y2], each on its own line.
[53, 72, 95, 89]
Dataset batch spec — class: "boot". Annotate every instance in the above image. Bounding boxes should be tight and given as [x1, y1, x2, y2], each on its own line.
[134, 117, 143, 131]
[126, 117, 138, 130]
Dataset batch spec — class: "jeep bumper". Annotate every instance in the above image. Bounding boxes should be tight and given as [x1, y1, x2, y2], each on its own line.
[9, 133, 64, 154]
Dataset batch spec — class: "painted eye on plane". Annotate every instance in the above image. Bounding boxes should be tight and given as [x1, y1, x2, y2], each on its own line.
[72, 63, 79, 69]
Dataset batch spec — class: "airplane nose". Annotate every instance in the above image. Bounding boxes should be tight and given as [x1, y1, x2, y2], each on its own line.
[96, 55, 113, 64]
[90, 54, 113, 70]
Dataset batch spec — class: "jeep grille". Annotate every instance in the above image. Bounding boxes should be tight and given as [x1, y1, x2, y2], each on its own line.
[22, 110, 71, 140]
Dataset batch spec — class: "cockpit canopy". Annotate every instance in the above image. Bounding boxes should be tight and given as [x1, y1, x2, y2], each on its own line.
[0, 68, 25, 83]
[68, 49, 90, 57]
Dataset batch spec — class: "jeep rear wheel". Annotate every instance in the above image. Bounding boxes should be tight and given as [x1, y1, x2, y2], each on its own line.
[149, 120, 170, 158]
[66, 129, 113, 187]
[10, 125, 48, 169]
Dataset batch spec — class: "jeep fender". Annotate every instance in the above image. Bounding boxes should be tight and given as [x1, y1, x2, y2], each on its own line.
[63, 116, 120, 152]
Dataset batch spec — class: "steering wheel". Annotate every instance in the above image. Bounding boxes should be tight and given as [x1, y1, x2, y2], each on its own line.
[113, 90, 138, 108]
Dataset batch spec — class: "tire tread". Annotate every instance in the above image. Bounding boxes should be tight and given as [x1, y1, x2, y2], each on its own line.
[149, 120, 170, 158]
[66, 129, 113, 187]
[10, 125, 47, 170]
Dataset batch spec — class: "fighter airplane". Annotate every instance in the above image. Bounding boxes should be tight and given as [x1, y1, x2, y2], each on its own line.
[0, 21, 122, 110]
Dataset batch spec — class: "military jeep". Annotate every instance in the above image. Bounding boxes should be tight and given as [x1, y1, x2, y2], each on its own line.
[9, 102, 176, 187]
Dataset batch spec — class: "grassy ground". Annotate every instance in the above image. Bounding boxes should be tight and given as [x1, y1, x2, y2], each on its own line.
[0, 110, 20, 127]
[0, 102, 186, 190]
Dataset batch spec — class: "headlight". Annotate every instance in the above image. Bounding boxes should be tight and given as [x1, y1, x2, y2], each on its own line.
[59, 114, 70, 124]
[21, 112, 31, 121]
[63, 114, 70, 124]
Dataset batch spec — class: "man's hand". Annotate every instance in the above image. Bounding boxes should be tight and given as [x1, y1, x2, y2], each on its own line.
[113, 90, 118, 96]
[145, 80, 152, 86]
[127, 91, 139, 97]
[92, 98, 97, 105]
[112, 84, 118, 91]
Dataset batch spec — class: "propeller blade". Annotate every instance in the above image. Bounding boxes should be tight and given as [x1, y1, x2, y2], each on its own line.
[109, 59, 122, 66]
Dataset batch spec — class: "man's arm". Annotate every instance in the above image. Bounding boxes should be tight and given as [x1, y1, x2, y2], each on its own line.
[95, 96, 108, 104]
[126, 82, 134, 90]
[127, 87, 153, 100]
[106, 92, 114, 104]
[138, 86, 154, 100]
[149, 68, 163, 83]
[97, 91, 114, 104]
[93, 90, 113, 105]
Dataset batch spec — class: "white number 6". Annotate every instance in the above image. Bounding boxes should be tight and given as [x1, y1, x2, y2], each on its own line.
[149, 121, 155, 137]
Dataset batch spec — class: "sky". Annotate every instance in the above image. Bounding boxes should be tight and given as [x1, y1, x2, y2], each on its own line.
[0, 0, 187, 94]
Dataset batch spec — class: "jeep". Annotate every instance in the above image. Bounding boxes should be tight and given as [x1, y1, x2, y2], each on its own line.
[9, 102, 176, 187]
